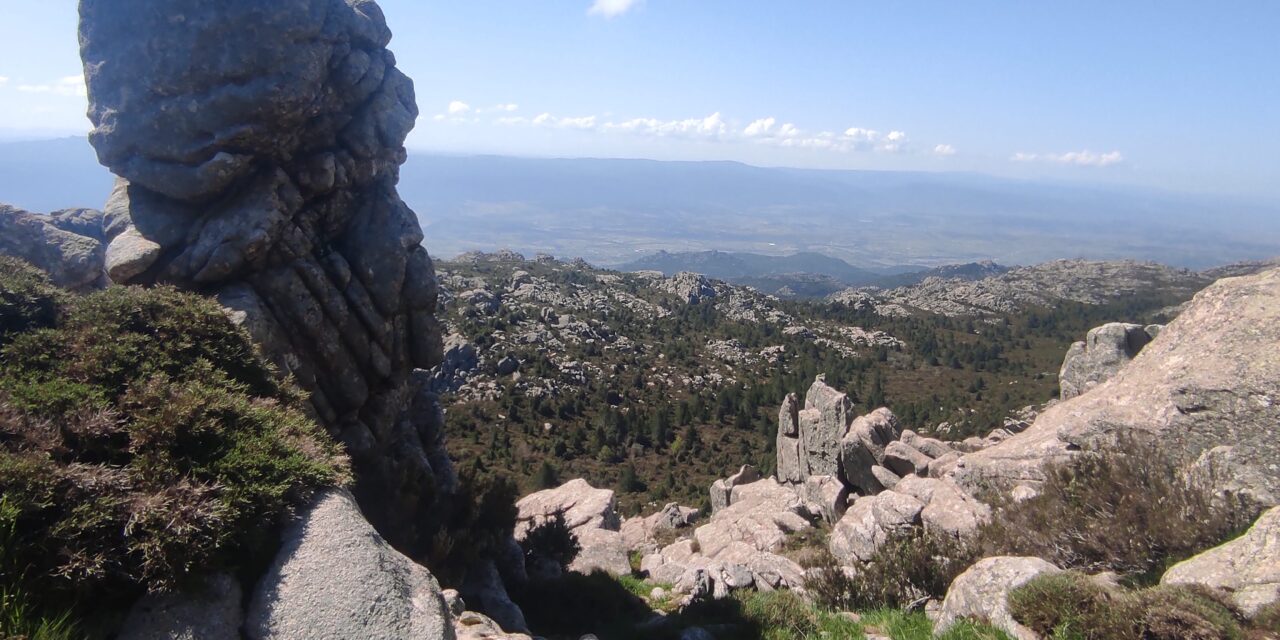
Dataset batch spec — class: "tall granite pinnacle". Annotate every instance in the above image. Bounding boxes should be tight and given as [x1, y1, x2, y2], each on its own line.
[78, 0, 453, 551]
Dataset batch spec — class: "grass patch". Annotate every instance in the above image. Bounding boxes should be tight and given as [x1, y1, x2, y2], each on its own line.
[861, 609, 1011, 640]
[0, 260, 349, 630]
[804, 529, 979, 611]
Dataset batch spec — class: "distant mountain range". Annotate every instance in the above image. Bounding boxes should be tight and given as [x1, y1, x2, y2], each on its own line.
[3, 137, 1279, 270]
[618, 250, 1010, 297]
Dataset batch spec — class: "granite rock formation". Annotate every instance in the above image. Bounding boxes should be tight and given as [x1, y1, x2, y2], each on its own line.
[78, 0, 448, 550]
[951, 268, 1280, 504]
[0, 204, 106, 291]
[1162, 506, 1280, 618]
[1058, 322, 1158, 399]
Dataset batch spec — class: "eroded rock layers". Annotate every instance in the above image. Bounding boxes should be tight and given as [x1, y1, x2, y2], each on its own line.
[78, 0, 449, 549]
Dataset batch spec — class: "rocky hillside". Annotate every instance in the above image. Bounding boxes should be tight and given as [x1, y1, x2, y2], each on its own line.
[429, 251, 1228, 514]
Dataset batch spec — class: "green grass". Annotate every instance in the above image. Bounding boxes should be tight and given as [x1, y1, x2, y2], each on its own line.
[860, 609, 1012, 640]
[1, 583, 79, 640]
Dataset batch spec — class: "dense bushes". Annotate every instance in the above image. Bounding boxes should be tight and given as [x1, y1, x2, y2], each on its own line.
[1008, 571, 1254, 640]
[974, 436, 1258, 579]
[420, 469, 519, 585]
[0, 260, 348, 621]
[520, 509, 581, 573]
[805, 529, 980, 611]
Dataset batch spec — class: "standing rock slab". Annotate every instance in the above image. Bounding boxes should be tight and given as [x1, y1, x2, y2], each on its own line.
[0, 204, 106, 291]
[246, 490, 454, 640]
[935, 556, 1062, 640]
[1162, 507, 1280, 618]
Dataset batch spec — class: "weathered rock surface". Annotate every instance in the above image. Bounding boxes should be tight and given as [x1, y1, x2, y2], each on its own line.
[935, 556, 1062, 640]
[952, 268, 1280, 504]
[118, 573, 243, 640]
[0, 204, 106, 290]
[1162, 507, 1280, 618]
[246, 490, 454, 640]
[620, 502, 698, 552]
[78, 0, 450, 550]
[828, 476, 989, 564]
[709, 465, 762, 513]
[452, 611, 532, 640]
[1058, 322, 1156, 399]
[515, 478, 620, 537]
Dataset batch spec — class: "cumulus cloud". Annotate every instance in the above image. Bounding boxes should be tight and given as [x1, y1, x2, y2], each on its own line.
[1012, 150, 1123, 167]
[15, 75, 86, 97]
[447, 100, 471, 115]
[933, 144, 957, 156]
[588, 0, 641, 18]
[605, 112, 728, 138]
[743, 117, 776, 137]
[482, 103, 519, 113]
[533, 113, 599, 130]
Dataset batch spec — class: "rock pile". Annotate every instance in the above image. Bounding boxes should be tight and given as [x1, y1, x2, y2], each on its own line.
[1058, 322, 1159, 399]
[515, 479, 630, 577]
[78, 0, 451, 551]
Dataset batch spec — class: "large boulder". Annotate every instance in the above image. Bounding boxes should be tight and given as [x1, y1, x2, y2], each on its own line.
[0, 204, 105, 291]
[246, 490, 454, 640]
[515, 478, 620, 537]
[1058, 322, 1156, 399]
[709, 464, 761, 513]
[776, 377, 856, 485]
[934, 556, 1062, 640]
[829, 491, 923, 564]
[118, 573, 242, 640]
[952, 268, 1280, 504]
[1162, 506, 1280, 618]
[78, 0, 451, 550]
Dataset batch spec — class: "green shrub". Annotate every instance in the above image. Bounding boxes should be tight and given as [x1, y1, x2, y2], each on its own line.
[519, 509, 581, 572]
[1008, 572, 1249, 640]
[1253, 602, 1280, 633]
[420, 470, 519, 585]
[805, 528, 980, 610]
[0, 269, 349, 623]
[0, 258, 65, 343]
[975, 435, 1258, 579]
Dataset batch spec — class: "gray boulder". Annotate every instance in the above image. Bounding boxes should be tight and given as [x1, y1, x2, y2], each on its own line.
[934, 556, 1062, 640]
[119, 573, 242, 640]
[246, 490, 454, 640]
[0, 204, 105, 291]
[883, 441, 932, 477]
[1059, 322, 1156, 399]
[1162, 506, 1280, 618]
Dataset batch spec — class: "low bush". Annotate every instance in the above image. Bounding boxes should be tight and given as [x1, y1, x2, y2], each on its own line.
[1008, 571, 1252, 640]
[804, 528, 980, 611]
[975, 435, 1258, 580]
[420, 470, 519, 585]
[0, 262, 349, 625]
[520, 509, 581, 572]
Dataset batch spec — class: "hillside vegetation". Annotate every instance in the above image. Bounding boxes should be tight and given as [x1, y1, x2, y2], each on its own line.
[433, 254, 1196, 514]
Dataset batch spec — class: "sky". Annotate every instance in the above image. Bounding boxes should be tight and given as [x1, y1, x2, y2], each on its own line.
[1, 1, 1278, 200]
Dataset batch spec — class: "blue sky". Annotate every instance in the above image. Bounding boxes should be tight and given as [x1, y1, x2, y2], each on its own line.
[1, 1, 1278, 200]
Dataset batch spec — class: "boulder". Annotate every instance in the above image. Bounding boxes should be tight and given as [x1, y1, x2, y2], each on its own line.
[460, 561, 528, 634]
[934, 556, 1062, 640]
[953, 268, 1280, 504]
[884, 441, 932, 477]
[0, 204, 105, 291]
[569, 527, 632, 577]
[870, 465, 901, 491]
[846, 407, 902, 464]
[119, 573, 242, 640]
[1058, 322, 1155, 400]
[829, 492, 923, 565]
[1162, 507, 1280, 618]
[245, 490, 453, 640]
[515, 478, 620, 537]
[801, 475, 850, 523]
[893, 477, 991, 537]
[453, 611, 533, 640]
[709, 465, 761, 513]
[900, 430, 954, 459]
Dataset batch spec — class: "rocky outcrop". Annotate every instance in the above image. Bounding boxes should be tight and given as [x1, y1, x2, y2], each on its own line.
[514, 479, 629, 577]
[709, 465, 762, 513]
[952, 268, 1280, 504]
[620, 502, 699, 552]
[642, 478, 810, 600]
[934, 556, 1062, 640]
[78, 0, 449, 552]
[246, 490, 454, 640]
[1162, 506, 1280, 618]
[1058, 322, 1157, 399]
[0, 204, 106, 291]
[828, 476, 988, 565]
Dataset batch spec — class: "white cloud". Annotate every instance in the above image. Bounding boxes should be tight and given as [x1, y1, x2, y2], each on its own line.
[743, 117, 776, 137]
[588, 0, 642, 18]
[933, 144, 957, 156]
[604, 112, 728, 139]
[533, 113, 599, 130]
[482, 103, 519, 113]
[843, 127, 879, 142]
[15, 75, 86, 97]
[0, 76, 9, 87]
[1012, 150, 1123, 167]
[447, 100, 471, 115]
